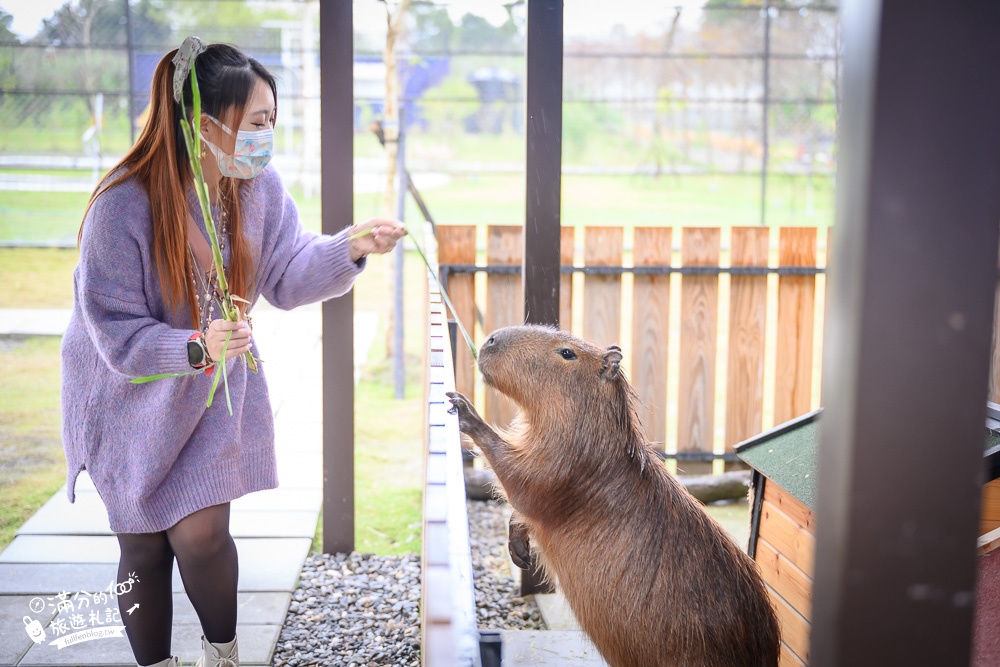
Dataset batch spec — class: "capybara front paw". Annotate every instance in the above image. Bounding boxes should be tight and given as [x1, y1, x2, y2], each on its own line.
[446, 391, 486, 434]
[509, 531, 532, 569]
[509, 515, 532, 569]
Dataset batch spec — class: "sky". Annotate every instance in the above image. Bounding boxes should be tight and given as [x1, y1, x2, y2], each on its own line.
[3, 0, 64, 38]
[3, 0, 708, 41]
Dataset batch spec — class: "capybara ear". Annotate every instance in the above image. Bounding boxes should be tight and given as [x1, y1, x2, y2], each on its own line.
[601, 346, 623, 381]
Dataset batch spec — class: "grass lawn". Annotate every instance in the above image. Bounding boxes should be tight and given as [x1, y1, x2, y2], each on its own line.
[0, 190, 91, 244]
[0, 170, 834, 246]
[0, 337, 67, 550]
[0, 248, 79, 308]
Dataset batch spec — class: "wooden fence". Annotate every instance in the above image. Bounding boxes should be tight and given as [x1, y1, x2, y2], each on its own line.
[438, 225, 833, 473]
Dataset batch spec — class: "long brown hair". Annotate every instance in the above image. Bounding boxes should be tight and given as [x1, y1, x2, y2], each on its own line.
[79, 43, 277, 326]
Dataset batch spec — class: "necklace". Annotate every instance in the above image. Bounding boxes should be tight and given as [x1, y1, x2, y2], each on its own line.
[189, 202, 229, 335]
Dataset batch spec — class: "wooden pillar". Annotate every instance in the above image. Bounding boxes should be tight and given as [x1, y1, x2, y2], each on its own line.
[319, 0, 355, 554]
[812, 1, 1000, 664]
[521, 0, 563, 597]
[523, 0, 563, 328]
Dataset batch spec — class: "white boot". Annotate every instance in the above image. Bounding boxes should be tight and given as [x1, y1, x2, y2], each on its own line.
[141, 658, 179, 667]
[194, 635, 239, 667]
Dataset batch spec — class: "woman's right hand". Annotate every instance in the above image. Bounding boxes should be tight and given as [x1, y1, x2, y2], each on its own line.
[205, 318, 252, 363]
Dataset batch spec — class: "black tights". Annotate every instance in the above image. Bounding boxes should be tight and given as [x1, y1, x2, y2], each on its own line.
[115, 503, 238, 666]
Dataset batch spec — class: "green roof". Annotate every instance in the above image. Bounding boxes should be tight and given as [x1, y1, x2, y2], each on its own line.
[737, 405, 1000, 512]
[735, 410, 821, 511]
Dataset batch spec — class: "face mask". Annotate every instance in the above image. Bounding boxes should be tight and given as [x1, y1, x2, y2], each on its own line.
[201, 115, 273, 179]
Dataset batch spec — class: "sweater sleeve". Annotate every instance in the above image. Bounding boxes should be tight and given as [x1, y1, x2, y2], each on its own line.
[76, 187, 194, 380]
[256, 169, 365, 310]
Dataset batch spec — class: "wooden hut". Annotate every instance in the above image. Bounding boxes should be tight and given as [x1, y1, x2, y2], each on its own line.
[735, 405, 1000, 666]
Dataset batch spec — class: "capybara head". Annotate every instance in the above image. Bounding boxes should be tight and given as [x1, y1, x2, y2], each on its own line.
[478, 325, 643, 452]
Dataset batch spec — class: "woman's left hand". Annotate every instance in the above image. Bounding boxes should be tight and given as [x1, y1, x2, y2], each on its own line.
[348, 218, 406, 262]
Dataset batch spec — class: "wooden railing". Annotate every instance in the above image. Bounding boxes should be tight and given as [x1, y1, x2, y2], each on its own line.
[438, 224, 833, 474]
[420, 227, 482, 667]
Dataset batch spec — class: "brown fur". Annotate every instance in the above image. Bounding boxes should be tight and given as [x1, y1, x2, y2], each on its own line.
[448, 325, 780, 667]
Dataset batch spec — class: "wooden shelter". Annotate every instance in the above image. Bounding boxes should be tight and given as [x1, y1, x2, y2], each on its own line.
[735, 406, 1000, 666]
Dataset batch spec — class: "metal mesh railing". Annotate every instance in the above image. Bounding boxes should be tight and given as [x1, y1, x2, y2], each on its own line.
[0, 0, 839, 243]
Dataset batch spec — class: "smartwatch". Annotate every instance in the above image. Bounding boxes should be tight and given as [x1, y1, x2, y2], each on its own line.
[187, 332, 212, 369]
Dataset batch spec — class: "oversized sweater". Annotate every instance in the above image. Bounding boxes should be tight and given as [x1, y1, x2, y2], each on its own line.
[61, 165, 363, 533]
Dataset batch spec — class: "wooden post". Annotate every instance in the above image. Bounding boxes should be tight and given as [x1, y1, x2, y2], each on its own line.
[319, 0, 355, 554]
[485, 226, 522, 427]
[522, 0, 563, 599]
[774, 227, 817, 425]
[438, 226, 477, 402]
[678, 228, 721, 475]
[811, 1, 1000, 663]
[631, 227, 672, 449]
[725, 227, 769, 468]
[582, 227, 623, 348]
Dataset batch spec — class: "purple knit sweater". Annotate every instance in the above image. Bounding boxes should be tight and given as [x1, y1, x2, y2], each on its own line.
[61, 165, 363, 534]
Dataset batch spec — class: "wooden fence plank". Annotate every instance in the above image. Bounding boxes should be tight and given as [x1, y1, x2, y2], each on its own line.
[725, 227, 769, 468]
[632, 227, 672, 449]
[583, 227, 623, 347]
[485, 225, 523, 427]
[763, 482, 816, 535]
[981, 478, 1000, 536]
[678, 228, 721, 474]
[767, 584, 811, 665]
[779, 642, 807, 667]
[561, 226, 575, 330]
[774, 228, 817, 425]
[759, 499, 817, 578]
[757, 538, 814, 623]
[438, 225, 477, 402]
[819, 225, 834, 408]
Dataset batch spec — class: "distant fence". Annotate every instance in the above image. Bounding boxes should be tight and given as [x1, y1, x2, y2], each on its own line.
[438, 225, 832, 475]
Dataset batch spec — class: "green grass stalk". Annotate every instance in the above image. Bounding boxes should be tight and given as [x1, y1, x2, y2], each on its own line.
[350, 226, 477, 360]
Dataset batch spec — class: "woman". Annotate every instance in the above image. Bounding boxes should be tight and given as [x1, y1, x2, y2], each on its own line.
[60, 37, 404, 667]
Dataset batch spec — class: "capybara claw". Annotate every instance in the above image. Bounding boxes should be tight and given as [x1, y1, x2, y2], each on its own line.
[446, 391, 466, 415]
[509, 515, 532, 569]
[509, 538, 532, 569]
[446, 391, 485, 433]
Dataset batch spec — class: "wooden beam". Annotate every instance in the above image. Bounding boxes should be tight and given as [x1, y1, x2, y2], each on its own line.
[319, 0, 355, 554]
[523, 0, 563, 329]
[812, 1, 1000, 664]
[520, 0, 563, 597]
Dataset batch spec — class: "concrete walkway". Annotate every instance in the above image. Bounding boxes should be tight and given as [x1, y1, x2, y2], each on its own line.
[0, 305, 376, 667]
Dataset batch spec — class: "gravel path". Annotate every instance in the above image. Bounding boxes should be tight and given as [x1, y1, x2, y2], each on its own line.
[272, 552, 421, 667]
[272, 499, 543, 666]
[467, 499, 545, 631]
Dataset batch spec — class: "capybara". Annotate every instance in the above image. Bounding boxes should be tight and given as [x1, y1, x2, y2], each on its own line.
[447, 325, 779, 667]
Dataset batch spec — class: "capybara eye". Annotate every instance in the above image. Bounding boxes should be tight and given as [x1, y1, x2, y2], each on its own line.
[558, 348, 578, 360]
[486, 336, 496, 346]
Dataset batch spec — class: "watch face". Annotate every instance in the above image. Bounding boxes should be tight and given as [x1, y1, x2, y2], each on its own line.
[187, 339, 206, 366]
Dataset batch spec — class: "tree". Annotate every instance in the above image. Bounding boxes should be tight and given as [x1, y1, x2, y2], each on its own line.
[380, 0, 410, 378]
[455, 12, 520, 52]
[407, 2, 453, 52]
[0, 8, 18, 43]
[0, 8, 18, 98]
[34, 0, 123, 47]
